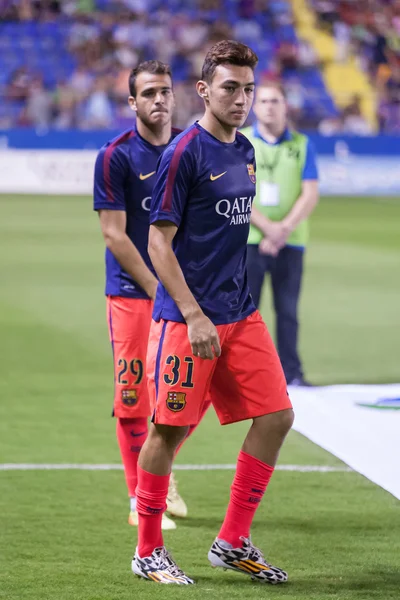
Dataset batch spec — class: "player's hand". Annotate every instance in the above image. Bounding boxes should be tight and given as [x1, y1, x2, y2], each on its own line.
[186, 311, 221, 360]
[259, 237, 280, 257]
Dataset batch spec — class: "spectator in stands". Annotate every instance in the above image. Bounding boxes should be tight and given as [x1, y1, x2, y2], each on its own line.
[277, 40, 299, 73]
[19, 76, 53, 128]
[285, 76, 305, 125]
[314, 0, 339, 31]
[297, 39, 319, 70]
[342, 93, 373, 135]
[69, 64, 94, 101]
[6, 67, 32, 102]
[318, 114, 343, 135]
[81, 77, 113, 129]
[53, 80, 77, 129]
[333, 19, 351, 63]
[68, 13, 99, 58]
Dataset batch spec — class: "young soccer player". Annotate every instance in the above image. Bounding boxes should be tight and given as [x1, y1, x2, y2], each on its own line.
[132, 41, 294, 585]
[93, 61, 209, 531]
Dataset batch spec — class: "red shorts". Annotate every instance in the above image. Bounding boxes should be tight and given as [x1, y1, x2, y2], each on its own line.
[147, 310, 292, 426]
[107, 296, 153, 419]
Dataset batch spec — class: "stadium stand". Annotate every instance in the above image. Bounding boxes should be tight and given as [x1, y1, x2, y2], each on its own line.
[0, 0, 399, 133]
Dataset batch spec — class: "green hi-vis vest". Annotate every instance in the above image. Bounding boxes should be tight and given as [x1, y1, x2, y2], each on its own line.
[241, 127, 308, 247]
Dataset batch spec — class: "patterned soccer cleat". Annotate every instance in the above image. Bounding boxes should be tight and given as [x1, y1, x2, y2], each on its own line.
[166, 472, 188, 518]
[208, 536, 288, 584]
[128, 510, 177, 530]
[132, 546, 195, 585]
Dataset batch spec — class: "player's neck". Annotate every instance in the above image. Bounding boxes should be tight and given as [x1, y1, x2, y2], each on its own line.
[136, 120, 171, 146]
[257, 122, 286, 144]
[198, 114, 236, 144]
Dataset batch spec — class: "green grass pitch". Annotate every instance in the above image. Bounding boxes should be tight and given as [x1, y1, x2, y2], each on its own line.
[0, 195, 399, 599]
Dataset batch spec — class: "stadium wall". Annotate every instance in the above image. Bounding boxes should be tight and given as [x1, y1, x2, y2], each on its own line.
[1, 130, 399, 196]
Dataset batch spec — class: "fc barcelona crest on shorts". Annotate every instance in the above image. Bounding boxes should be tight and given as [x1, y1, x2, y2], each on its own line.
[247, 163, 256, 184]
[166, 391, 186, 412]
[121, 389, 138, 406]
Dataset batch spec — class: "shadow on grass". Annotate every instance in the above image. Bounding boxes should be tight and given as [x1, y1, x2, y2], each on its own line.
[196, 565, 400, 597]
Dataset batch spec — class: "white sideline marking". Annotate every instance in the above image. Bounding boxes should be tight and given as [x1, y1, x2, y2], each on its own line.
[0, 463, 352, 472]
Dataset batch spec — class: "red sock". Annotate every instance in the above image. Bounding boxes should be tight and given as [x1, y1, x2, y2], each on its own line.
[175, 398, 212, 456]
[116, 417, 148, 498]
[136, 465, 170, 557]
[218, 450, 274, 548]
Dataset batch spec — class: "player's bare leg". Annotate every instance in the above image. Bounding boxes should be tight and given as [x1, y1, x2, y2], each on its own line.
[243, 409, 294, 466]
[167, 399, 212, 518]
[132, 423, 195, 584]
[209, 409, 294, 584]
[139, 423, 189, 475]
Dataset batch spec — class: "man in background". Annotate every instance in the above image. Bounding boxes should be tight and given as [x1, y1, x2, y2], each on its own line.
[242, 81, 319, 387]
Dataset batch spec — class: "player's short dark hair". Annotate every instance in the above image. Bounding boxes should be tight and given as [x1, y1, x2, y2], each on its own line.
[201, 40, 258, 84]
[257, 79, 286, 99]
[129, 60, 172, 97]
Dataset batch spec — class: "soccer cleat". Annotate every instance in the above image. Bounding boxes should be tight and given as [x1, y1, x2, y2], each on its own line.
[208, 536, 288, 584]
[166, 472, 188, 518]
[132, 546, 195, 585]
[128, 510, 177, 530]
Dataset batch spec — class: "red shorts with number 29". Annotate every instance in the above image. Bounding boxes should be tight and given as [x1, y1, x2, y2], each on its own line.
[107, 296, 153, 419]
[146, 310, 292, 426]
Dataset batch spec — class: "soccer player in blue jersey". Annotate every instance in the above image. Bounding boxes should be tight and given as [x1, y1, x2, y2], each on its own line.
[132, 41, 294, 585]
[93, 61, 209, 531]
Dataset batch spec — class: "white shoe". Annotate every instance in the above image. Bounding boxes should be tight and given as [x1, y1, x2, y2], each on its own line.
[128, 510, 176, 530]
[132, 546, 194, 584]
[166, 472, 188, 518]
[208, 536, 288, 584]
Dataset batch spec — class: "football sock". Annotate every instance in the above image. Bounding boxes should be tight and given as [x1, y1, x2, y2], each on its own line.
[136, 466, 170, 557]
[218, 450, 274, 548]
[116, 417, 148, 499]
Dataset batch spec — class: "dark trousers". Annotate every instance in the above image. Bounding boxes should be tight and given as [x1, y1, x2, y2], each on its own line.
[246, 244, 304, 383]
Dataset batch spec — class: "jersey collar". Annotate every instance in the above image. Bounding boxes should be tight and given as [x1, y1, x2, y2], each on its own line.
[252, 124, 292, 145]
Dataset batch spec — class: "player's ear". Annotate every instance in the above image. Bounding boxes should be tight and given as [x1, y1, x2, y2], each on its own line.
[128, 95, 137, 113]
[196, 80, 209, 103]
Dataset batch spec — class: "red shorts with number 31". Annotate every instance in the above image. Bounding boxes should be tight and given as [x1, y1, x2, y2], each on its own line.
[146, 310, 292, 426]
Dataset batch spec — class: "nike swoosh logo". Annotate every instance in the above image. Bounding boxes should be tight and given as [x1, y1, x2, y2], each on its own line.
[210, 171, 227, 181]
[130, 431, 146, 438]
[139, 171, 156, 180]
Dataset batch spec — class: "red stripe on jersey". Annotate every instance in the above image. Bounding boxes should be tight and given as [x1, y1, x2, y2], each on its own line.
[161, 127, 200, 212]
[103, 129, 135, 202]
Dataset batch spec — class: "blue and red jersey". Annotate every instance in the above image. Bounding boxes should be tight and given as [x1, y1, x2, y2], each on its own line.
[93, 124, 180, 298]
[150, 122, 257, 325]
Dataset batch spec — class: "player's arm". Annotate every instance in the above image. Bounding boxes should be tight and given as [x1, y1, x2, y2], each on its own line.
[149, 221, 221, 361]
[99, 210, 158, 300]
[93, 144, 157, 300]
[149, 143, 221, 360]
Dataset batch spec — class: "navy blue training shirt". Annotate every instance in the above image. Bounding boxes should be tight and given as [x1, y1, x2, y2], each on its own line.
[93, 124, 180, 298]
[150, 122, 257, 325]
